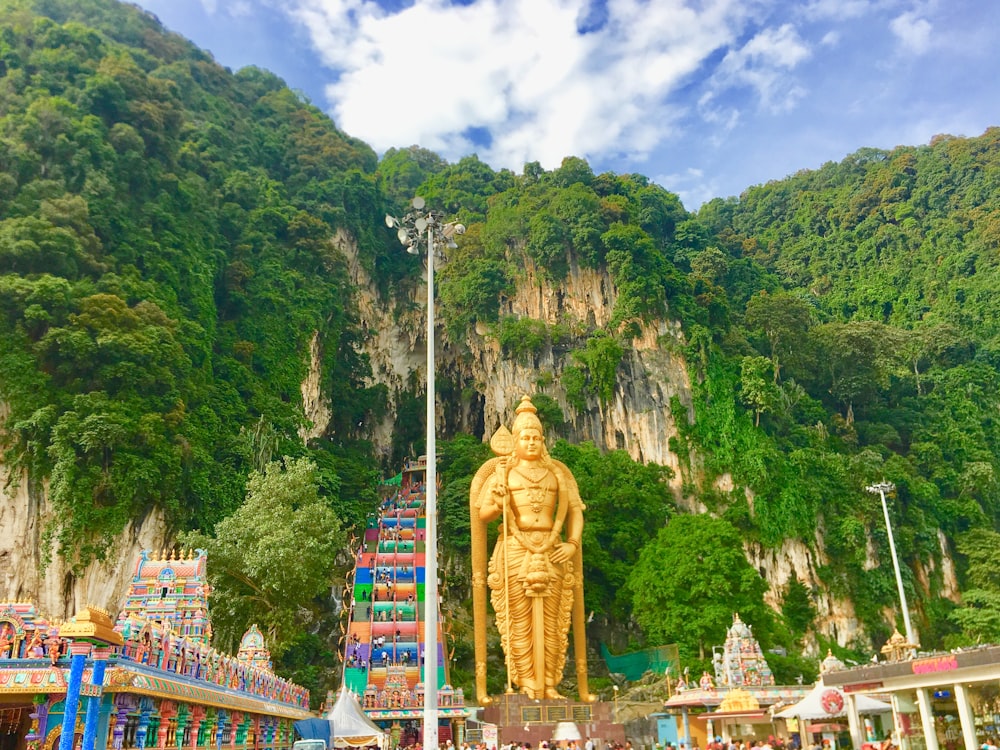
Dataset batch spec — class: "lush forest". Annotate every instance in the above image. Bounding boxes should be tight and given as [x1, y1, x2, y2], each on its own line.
[1, 0, 999, 705]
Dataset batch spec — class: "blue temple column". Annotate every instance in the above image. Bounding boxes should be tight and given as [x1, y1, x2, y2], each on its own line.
[136, 697, 154, 750]
[81, 646, 111, 750]
[58, 641, 93, 750]
[215, 709, 227, 750]
[56, 606, 124, 750]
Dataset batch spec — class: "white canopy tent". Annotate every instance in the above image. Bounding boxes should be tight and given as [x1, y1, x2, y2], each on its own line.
[775, 678, 892, 747]
[553, 722, 582, 742]
[775, 681, 892, 720]
[325, 688, 388, 749]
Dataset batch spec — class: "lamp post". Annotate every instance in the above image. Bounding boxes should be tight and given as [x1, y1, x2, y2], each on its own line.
[612, 685, 619, 723]
[866, 481, 916, 646]
[386, 198, 464, 750]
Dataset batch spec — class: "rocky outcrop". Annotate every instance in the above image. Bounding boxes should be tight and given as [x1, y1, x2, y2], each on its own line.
[299, 330, 332, 441]
[335, 239, 972, 649]
[745, 534, 861, 652]
[0, 459, 170, 620]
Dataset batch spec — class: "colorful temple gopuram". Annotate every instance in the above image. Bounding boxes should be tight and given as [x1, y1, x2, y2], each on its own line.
[340, 457, 467, 748]
[0, 549, 310, 750]
[663, 613, 809, 747]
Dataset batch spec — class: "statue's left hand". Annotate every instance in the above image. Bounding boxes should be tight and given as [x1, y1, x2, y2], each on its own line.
[550, 542, 576, 564]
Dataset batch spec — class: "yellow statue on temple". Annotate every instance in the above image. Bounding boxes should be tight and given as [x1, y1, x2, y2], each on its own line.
[470, 395, 590, 702]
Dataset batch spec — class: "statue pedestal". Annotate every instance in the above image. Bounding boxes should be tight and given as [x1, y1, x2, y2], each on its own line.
[482, 693, 625, 747]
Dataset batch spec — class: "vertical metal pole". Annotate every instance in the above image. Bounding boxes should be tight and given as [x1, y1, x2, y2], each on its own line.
[423, 222, 439, 750]
[877, 485, 915, 644]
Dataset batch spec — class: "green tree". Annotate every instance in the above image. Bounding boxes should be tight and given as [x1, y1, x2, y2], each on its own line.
[739, 355, 777, 427]
[948, 528, 1000, 644]
[690, 246, 730, 284]
[781, 572, 817, 637]
[180, 457, 346, 658]
[437, 434, 491, 559]
[377, 145, 448, 208]
[743, 291, 813, 384]
[551, 440, 674, 620]
[811, 320, 893, 420]
[571, 332, 623, 408]
[627, 515, 771, 659]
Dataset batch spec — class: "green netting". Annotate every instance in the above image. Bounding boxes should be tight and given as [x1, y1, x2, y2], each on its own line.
[384, 473, 403, 486]
[600, 643, 680, 682]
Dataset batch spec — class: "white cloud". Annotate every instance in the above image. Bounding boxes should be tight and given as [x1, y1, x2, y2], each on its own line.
[130, 0, 1000, 205]
[800, 0, 873, 22]
[655, 167, 719, 211]
[709, 23, 812, 113]
[273, 0, 762, 170]
[890, 11, 932, 54]
[196, 0, 252, 17]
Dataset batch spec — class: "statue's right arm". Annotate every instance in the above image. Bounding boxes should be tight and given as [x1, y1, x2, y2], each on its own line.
[477, 475, 503, 522]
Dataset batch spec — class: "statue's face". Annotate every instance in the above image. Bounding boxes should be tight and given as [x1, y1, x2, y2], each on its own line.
[515, 427, 544, 460]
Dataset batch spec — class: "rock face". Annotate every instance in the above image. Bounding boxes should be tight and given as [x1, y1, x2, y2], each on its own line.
[744, 535, 861, 654]
[0, 237, 960, 648]
[300, 329, 332, 441]
[0, 458, 170, 620]
[346, 242, 695, 473]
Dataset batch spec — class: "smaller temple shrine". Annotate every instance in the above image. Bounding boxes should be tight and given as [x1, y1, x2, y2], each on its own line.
[712, 614, 776, 689]
[0, 549, 310, 750]
[663, 614, 808, 747]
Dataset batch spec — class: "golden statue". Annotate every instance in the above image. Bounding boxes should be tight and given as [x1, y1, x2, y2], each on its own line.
[470, 395, 590, 702]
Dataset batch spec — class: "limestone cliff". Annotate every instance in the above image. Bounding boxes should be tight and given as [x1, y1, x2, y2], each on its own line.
[0, 449, 169, 619]
[338, 234, 960, 649]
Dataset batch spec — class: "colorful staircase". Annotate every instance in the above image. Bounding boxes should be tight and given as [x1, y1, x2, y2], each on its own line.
[341, 457, 464, 737]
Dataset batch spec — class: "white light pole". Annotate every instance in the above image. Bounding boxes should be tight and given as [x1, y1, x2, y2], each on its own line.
[386, 198, 464, 750]
[866, 481, 916, 646]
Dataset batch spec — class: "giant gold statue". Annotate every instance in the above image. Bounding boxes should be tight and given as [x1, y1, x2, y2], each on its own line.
[470, 395, 590, 702]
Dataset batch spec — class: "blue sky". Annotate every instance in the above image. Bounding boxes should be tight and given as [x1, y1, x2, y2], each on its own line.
[131, 0, 1000, 210]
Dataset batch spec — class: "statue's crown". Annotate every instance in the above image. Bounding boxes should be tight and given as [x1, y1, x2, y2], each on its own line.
[511, 395, 542, 437]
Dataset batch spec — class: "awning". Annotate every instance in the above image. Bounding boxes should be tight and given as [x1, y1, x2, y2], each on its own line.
[696, 711, 770, 721]
[294, 718, 332, 744]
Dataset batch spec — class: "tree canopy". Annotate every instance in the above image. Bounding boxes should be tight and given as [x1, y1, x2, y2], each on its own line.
[627, 515, 772, 659]
[181, 457, 346, 659]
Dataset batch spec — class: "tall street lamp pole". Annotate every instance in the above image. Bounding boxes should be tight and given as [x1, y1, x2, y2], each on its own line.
[386, 198, 464, 750]
[866, 481, 916, 645]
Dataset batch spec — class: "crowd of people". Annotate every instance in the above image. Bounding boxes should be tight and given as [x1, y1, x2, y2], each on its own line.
[386, 737, 884, 750]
